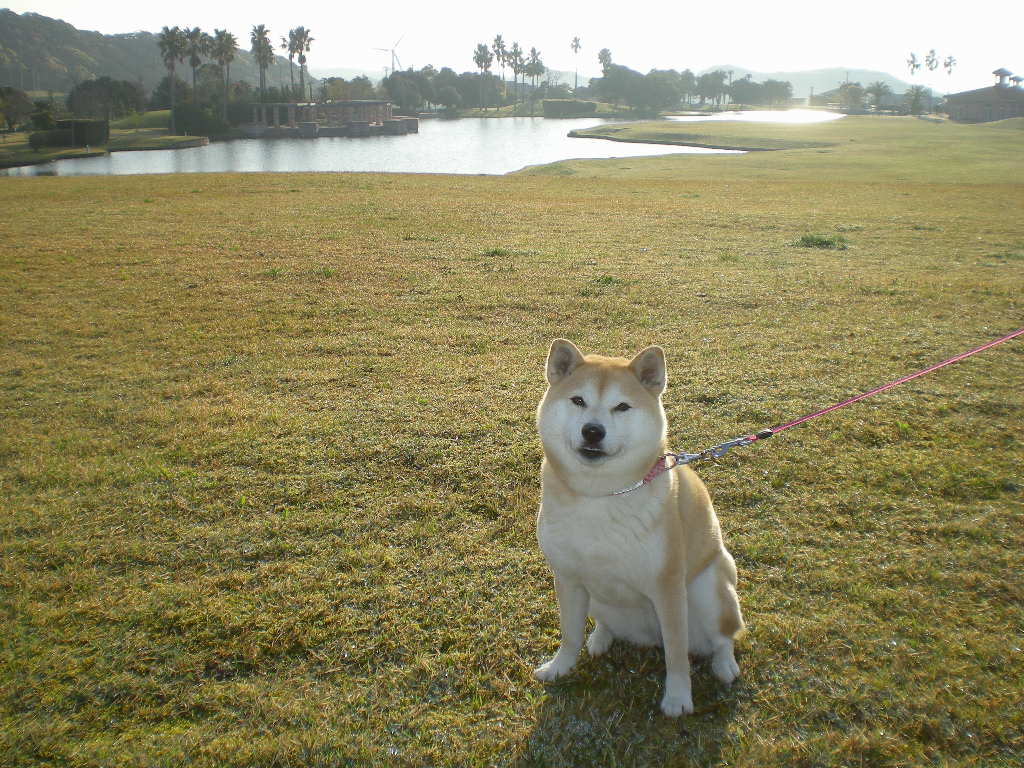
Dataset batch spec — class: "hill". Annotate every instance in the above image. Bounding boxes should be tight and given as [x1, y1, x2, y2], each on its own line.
[700, 64, 916, 97]
[0, 9, 306, 94]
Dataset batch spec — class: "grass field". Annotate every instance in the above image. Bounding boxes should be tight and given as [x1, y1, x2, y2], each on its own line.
[1, 116, 1022, 767]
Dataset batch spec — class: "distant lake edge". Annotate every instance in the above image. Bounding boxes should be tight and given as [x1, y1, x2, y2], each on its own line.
[4, 110, 842, 178]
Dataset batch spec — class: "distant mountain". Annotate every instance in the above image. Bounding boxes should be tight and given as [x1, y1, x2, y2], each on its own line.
[0, 10, 305, 94]
[700, 65, 916, 97]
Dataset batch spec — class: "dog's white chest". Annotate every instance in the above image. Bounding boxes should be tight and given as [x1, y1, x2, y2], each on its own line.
[538, 493, 666, 604]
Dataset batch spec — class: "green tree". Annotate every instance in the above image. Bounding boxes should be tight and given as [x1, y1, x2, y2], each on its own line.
[149, 74, 191, 111]
[157, 25, 187, 133]
[473, 43, 494, 110]
[184, 27, 211, 102]
[67, 77, 145, 119]
[728, 74, 762, 106]
[696, 70, 727, 106]
[906, 84, 929, 115]
[250, 24, 274, 102]
[436, 84, 461, 112]
[865, 80, 892, 109]
[598, 48, 612, 74]
[210, 29, 238, 121]
[292, 27, 314, 101]
[0, 86, 34, 130]
[571, 36, 581, 91]
[763, 79, 792, 107]
[679, 69, 696, 105]
[838, 81, 865, 112]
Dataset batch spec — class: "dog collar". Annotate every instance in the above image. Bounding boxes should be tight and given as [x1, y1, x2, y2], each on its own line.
[608, 454, 678, 496]
[608, 432, 764, 496]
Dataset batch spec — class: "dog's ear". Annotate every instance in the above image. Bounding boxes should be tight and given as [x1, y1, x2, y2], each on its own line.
[546, 339, 585, 384]
[629, 346, 667, 395]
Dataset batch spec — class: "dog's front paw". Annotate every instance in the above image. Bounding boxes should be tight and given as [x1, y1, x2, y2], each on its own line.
[533, 654, 575, 682]
[660, 674, 694, 717]
[660, 691, 695, 717]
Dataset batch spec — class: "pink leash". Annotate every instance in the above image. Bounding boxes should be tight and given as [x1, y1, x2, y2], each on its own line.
[765, 326, 1024, 437]
[612, 327, 1023, 495]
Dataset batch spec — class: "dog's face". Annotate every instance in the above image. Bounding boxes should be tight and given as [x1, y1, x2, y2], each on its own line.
[537, 340, 668, 481]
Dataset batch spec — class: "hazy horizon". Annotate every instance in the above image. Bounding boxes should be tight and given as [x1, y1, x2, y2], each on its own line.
[3, 1, 1017, 96]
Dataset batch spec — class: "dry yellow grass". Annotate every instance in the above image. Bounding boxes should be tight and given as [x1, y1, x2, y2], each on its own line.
[1, 117, 1022, 767]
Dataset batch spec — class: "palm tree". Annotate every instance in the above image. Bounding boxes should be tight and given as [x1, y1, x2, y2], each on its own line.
[250, 24, 274, 102]
[570, 36, 581, 91]
[865, 80, 892, 110]
[184, 27, 210, 101]
[473, 43, 493, 110]
[157, 25, 187, 134]
[492, 35, 507, 103]
[292, 27, 314, 101]
[211, 29, 238, 121]
[508, 42, 523, 106]
[281, 31, 297, 98]
[528, 47, 543, 90]
[943, 55, 957, 76]
[906, 52, 920, 78]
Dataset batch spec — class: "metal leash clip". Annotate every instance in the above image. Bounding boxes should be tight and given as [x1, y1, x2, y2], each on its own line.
[670, 435, 758, 466]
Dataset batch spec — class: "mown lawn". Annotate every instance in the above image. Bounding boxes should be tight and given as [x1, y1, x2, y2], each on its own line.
[1, 116, 1022, 767]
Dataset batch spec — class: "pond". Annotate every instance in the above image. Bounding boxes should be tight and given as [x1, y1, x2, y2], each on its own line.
[4, 110, 841, 177]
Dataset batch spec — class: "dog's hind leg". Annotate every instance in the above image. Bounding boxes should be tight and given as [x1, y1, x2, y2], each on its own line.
[687, 554, 743, 685]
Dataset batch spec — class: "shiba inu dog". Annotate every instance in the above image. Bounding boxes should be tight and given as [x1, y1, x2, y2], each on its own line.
[533, 339, 743, 717]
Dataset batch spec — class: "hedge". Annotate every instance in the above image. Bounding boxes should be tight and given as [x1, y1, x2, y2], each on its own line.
[542, 100, 598, 118]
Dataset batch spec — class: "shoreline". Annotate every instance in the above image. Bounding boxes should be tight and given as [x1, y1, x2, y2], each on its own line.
[567, 128, 770, 152]
[0, 135, 209, 170]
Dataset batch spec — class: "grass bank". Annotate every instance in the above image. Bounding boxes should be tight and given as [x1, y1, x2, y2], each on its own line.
[0, 126, 205, 169]
[552, 114, 1024, 184]
[1, 117, 1022, 767]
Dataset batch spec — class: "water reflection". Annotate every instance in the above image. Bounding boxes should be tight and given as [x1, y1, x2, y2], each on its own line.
[2, 111, 837, 178]
[669, 108, 844, 124]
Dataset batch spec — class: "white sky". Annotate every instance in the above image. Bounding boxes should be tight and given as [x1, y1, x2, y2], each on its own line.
[5, 1, 1018, 94]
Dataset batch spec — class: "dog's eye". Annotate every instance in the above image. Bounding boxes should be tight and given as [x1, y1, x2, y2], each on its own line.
[570, 396, 586, 407]
[613, 402, 631, 413]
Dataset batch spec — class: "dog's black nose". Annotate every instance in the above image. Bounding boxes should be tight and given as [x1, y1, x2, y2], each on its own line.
[581, 422, 606, 444]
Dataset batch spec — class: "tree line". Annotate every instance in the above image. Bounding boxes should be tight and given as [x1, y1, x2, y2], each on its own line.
[154, 23, 315, 133]
[7, 25, 958, 135]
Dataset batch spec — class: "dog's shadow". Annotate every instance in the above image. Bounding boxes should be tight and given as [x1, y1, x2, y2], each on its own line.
[511, 643, 744, 768]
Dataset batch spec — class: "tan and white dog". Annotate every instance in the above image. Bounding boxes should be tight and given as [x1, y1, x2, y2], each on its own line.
[533, 339, 744, 717]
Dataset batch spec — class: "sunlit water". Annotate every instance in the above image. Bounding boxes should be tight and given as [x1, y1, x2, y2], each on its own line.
[669, 108, 845, 124]
[4, 110, 841, 177]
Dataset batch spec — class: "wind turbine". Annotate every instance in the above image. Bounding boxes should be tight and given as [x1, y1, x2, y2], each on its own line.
[374, 35, 405, 76]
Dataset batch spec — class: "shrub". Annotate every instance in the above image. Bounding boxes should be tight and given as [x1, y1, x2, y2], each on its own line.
[795, 233, 849, 250]
[542, 100, 598, 118]
[54, 119, 109, 146]
[173, 104, 229, 137]
[28, 129, 73, 151]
